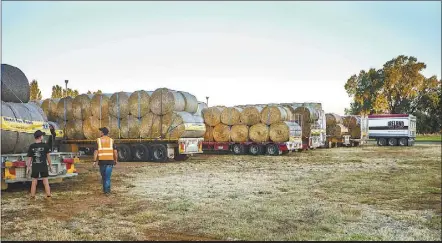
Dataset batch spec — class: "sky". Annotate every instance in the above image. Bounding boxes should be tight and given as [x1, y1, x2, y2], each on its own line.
[2, 1, 441, 114]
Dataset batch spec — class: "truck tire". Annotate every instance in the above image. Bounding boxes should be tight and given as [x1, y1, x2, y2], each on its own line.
[151, 144, 168, 162]
[117, 144, 132, 162]
[266, 144, 279, 156]
[398, 138, 408, 146]
[377, 138, 387, 146]
[388, 138, 398, 146]
[232, 144, 245, 155]
[249, 144, 262, 156]
[132, 144, 151, 162]
[174, 154, 190, 161]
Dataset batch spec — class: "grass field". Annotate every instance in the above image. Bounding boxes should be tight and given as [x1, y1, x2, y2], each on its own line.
[1, 144, 441, 241]
[416, 134, 441, 142]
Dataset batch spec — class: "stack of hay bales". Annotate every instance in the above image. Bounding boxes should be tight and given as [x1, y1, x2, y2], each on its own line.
[342, 115, 362, 138]
[202, 104, 301, 143]
[325, 113, 349, 137]
[1, 64, 51, 154]
[52, 88, 205, 140]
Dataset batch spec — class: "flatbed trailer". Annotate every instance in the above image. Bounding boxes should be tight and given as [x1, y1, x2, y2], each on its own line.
[1, 152, 79, 190]
[60, 137, 204, 162]
[202, 139, 303, 156]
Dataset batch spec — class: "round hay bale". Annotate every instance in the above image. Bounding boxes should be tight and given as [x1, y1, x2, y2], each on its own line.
[150, 88, 185, 115]
[282, 106, 294, 121]
[269, 121, 297, 143]
[230, 124, 249, 142]
[120, 115, 141, 139]
[333, 124, 349, 137]
[213, 123, 230, 142]
[83, 116, 110, 140]
[194, 101, 208, 116]
[163, 112, 205, 139]
[41, 98, 59, 121]
[140, 113, 156, 138]
[72, 94, 92, 120]
[108, 92, 130, 118]
[1, 64, 30, 103]
[220, 107, 242, 125]
[1, 102, 29, 153]
[325, 113, 343, 126]
[90, 93, 111, 119]
[260, 105, 288, 125]
[65, 120, 84, 140]
[178, 91, 198, 113]
[350, 126, 361, 139]
[293, 106, 318, 123]
[342, 116, 360, 129]
[56, 96, 74, 120]
[240, 106, 263, 126]
[128, 90, 151, 118]
[56, 118, 67, 131]
[204, 125, 214, 141]
[107, 116, 121, 138]
[203, 107, 224, 126]
[249, 123, 269, 142]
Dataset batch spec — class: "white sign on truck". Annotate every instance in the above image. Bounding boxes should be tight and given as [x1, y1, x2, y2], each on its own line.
[368, 114, 416, 146]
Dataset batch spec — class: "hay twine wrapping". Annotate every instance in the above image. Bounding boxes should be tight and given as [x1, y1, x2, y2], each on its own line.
[213, 123, 230, 142]
[109, 92, 130, 118]
[150, 88, 186, 115]
[204, 125, 214, 141]
[203, 107, 224, 126]
[72, 94, 92, 120]
[178, 91, 199, 113]
[230, 124, 249, 142]
[240, 106, 263, 126]
[56, 96, 74, 120]
[90, 93, 111, 119]
[220, 107, 242, 125]
[249, 123, 269, 142]
[83, 116, 110, 139]
[325, 113, 343, 126]
[128, 90, 151, 118]
[41, 98, 59, 121]
[65, 120, 85, 140]
[260, 105, 288, 125]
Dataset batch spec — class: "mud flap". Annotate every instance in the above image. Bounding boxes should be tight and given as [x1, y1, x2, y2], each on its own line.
[1, 180, 8, 190]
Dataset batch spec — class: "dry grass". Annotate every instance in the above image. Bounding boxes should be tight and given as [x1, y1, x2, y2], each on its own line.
[1, 144, 441, 241]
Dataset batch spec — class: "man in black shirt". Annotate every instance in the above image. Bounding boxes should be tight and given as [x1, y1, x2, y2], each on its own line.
[26, 130, 53, 200]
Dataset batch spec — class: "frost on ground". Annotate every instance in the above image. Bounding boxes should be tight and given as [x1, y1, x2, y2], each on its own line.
[1, 144, 440, 241]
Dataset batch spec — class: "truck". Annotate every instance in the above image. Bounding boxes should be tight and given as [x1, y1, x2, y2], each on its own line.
[368, 114, 416, 146]
[1, 116, 79, 190]
[202, 114, 303, 156]
[326, 115, 369, 148]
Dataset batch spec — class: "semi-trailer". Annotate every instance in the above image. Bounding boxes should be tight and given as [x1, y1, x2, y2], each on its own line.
[368, 114, 416, 146]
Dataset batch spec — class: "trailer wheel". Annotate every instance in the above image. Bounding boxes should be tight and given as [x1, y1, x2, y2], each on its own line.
[266, 144, 279, 156]
[398, 138, 408, 146]
[133, 144, 151, 162]
[117, 144, 132, 162]
[388, 138, 398, 146]
[377, 138, 387, 146]
[232, 144, 245, 155]
[174, 154, 190, 161]
[249, 144, 262, 156]
[151, 145, 168, 162]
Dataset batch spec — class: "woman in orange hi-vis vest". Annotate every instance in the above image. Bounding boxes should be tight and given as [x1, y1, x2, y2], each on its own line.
[93, 127, 118, 195]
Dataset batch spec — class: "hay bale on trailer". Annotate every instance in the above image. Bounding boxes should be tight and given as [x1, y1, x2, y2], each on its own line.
[41, 98, 59, 121]
[204, 125, 214, 141]
[72, 94, 93, 120]
[327, 124, 349, 137]
[150, 88, 186, 115]
[230, 124, 249, 142]
[261, 105, 288, 125]
[56, 96, 74, 120]
[220, 107, 242, 125]
[293, 106, 319, 123]
[213, 123, 230, 142]
[1, 64, 31, 103]
[83, 116, 110, 140]
[107, 116, 121, 139]
[325, 113, 343, 126]
[269, 121, 300, 143]
[249, 123, 269, 142]
[108, 92, 131, 118]
[128, 90, 151, 118]
[240, 106, 263, 126]
[90, 93, 111, 119]
[120, 115, 141, 139]
[203, 106, 224, 126]
[343, 115, 362, 138]
[163, 112, 206, 139]
[178, 91, 198, 113]
[65, 120, 85, 140]
[194, 101, 208, 117]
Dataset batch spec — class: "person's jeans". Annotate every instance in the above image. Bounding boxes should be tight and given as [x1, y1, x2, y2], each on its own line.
[99, 164, 113, 193]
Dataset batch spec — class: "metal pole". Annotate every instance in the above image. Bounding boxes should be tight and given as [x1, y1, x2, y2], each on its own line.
[64, 80, 69, 97]
[206, 96, 209, 107]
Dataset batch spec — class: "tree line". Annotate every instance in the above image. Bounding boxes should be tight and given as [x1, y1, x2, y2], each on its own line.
[29, 81, 102, 100]
[344, 55, 441, 134]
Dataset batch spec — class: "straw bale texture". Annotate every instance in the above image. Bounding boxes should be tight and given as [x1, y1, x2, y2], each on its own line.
[249, 123, 269, 142]
[203, 107, 224, 126]
[128, 90, 151, 118]
[150, 88, 186, 115]
[325, 113, 343, 126]
[41, 98, 59, 121]
[220, 107, 242, 125]
[260, 105, 288, 125]
[65, 120, 84, 140]
[240, 106, 262, 126]
[109, 92, 130, 118]
[213, 123, 230, 142]
[230, 124, 249, 142]
[204, 125, 214, 141]
[178, 91, 198, 113]
[56, 97, 74, 120]
[90, 93, 111, 119]
[72, 94, 92, 120]
[83, 116, 110, 140]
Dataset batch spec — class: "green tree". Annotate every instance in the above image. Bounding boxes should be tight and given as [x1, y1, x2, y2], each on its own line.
[29, 80, 42, 100]
[51, 85, 63, 98]
[64, 88, 79, 97]
[87, 90, 102, 95]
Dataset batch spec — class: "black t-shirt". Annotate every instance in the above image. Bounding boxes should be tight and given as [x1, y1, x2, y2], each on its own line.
[27, 143, 51, 172]
[94, 142, 117, 165]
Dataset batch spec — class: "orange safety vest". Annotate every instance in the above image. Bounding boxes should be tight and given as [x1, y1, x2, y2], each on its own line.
[97, 136, 115, 161]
